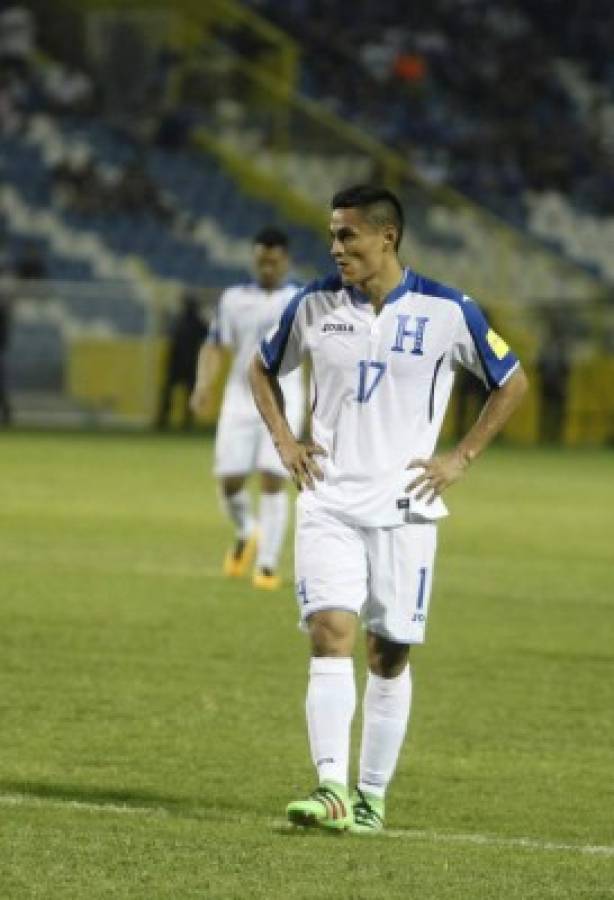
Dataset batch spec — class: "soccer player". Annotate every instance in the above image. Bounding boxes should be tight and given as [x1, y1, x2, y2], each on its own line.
[249, 185, 528, 832]
[190, 228, 304, 590]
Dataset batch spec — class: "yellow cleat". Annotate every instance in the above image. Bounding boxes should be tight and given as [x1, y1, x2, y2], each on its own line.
[222, 533, 258, 578]
[252, 569, 282, 591]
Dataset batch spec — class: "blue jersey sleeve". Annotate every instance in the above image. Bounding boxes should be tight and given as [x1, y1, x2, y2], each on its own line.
[260, 288, 306, 375]
[454, 299, 519, 388]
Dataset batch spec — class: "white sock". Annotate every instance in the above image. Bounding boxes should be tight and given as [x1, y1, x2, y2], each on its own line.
[306, 657, 356, 788]
[358, 665, 412, 799]
[219, 488, 254, 541]
[256, 490, 288, 570]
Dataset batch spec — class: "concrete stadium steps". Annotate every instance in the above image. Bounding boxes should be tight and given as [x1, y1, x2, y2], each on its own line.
[24, 114, 323, 284]
[526, 191, 614, 282]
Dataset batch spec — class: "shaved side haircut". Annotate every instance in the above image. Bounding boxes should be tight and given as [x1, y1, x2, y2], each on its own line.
[331, 185, 404, 251]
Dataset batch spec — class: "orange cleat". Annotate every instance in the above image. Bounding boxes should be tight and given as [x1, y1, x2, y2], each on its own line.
[252, 568, 282, 590]
[222, 533, 258, 578]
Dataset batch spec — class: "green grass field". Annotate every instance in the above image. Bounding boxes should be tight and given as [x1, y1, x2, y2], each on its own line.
[1, 431, 613, 899]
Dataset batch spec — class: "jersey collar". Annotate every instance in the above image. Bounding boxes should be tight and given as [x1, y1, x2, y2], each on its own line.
[348, 267, 416, 306]
[251, 279, 293, 295]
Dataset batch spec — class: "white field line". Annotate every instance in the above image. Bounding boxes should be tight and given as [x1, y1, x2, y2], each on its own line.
[0, 794, 163, 817]
[2, 793, 613, 858]
[381, 826, 614, 857]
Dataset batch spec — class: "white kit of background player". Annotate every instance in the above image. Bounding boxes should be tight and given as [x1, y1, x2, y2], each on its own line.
[249, 185, 527, 833]
[191, 229, 305, 590]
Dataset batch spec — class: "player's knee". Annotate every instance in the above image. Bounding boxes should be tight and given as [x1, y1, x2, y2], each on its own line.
[308, 610, 355, 657]
[367, 632, 410, 677]
[221, 475, 246, 497]
[260, 471, 285, 493]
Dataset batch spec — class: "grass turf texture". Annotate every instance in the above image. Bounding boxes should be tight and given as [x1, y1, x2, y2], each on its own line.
[0, 431, 613, 898]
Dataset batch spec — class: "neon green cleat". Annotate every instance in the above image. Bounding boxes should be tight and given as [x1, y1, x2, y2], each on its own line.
[286, 782, 352, 831]
[349, 787, 385, 834]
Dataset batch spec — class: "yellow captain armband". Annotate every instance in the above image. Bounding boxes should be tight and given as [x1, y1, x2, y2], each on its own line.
[486, 329, 510, 360]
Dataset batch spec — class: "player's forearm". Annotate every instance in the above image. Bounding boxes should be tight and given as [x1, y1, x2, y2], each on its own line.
[249, 355, 293, 446]
[194, 344, 222, 392]
[455, 366, 529, 464]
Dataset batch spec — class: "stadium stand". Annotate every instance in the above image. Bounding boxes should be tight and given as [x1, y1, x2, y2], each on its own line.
[248, 0, 614, 232]
[2, 0, 607, 301]
[1, 110, 332, 286]
[1, 0, 611, 439]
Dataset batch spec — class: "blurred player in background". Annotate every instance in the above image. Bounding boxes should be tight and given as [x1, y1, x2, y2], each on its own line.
[190, 228, 304, 590]
[250, 185, 528, 832]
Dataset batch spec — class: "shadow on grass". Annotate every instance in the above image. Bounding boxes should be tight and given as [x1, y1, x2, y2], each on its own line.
[1, 780, 364, 839]
[0, 779, 247, 822]
[272, 822, 348, 839]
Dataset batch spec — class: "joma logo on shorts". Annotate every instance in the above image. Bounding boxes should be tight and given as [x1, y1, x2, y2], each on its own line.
[322, 323, 355, 333]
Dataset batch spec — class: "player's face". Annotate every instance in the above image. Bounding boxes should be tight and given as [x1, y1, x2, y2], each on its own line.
[253, 244, 289, 291]
[329, 207, 391, 286]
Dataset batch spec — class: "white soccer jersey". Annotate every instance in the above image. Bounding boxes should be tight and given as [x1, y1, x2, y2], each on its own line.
[260, 268, 520, 526]
[210, 280, 304, 418]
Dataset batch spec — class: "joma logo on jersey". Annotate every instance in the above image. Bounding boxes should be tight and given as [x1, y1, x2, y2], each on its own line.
[391, 315, 429, 355]
[322, 323, 355, 333]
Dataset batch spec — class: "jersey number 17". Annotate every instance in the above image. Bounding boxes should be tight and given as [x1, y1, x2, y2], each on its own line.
[356, 360, 386, 403]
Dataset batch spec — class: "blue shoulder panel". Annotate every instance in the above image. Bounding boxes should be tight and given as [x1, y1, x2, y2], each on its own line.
[283, 278, 304, 291]
[260, 274, 342, 375]
[413, 272, 519, 389]
[413, 272, 464, 303]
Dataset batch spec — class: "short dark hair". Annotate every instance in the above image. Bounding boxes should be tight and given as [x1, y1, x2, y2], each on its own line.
[331, 184, 404, 251]
[253, 227, 289, 250]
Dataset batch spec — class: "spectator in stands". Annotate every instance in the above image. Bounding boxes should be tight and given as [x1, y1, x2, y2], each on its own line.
[0, 67, 25, 134]
[15, 240, 47, 279]
[117, 159, 174, 223]
[42, 62, 95, 116]
[156, 292, 208, 430]
[393, 52, 427, 87]
[154, 105, 193, 152]
[52, 151, 112, 216]
[253, 0, 614, 221]
[0, 5, 35, 78]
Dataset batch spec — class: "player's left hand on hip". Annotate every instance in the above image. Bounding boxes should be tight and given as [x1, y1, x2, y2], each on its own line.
[405, 450, 469, 503]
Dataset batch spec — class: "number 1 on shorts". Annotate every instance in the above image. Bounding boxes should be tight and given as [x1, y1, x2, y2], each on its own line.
[417, 566, 427, 610]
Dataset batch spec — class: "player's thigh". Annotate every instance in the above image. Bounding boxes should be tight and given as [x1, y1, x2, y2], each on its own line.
[214, 408, 259, 477]
[256, 398, 303, 477]
[294, 503, 368, 628]
[364, 522, 437, 645]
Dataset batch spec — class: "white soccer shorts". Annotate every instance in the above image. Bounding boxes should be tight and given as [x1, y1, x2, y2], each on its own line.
[294, 503, 437, 645]
[214, 398, 304, 479]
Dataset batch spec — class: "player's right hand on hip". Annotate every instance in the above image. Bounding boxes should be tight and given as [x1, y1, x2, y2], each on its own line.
[279, 439, 327, 491]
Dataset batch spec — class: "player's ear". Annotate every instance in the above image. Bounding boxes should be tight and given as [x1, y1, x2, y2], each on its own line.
[382, 225, 397, 251]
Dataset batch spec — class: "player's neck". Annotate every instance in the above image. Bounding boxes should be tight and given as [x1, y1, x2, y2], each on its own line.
[357, 260, 404, 313]
[257, 280, 282, 293]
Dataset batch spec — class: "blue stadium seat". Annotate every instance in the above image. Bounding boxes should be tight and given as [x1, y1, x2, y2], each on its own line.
[2, 116, 331, 296]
